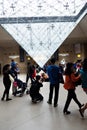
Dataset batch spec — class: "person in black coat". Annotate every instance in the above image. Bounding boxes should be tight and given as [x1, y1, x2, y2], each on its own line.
[1, 64, 12, 101]
[30, 75, 43, 103]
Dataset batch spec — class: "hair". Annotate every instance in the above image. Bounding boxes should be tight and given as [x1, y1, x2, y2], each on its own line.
[50, 58, 55, 64]
[83, 58, 87, 72]
[64, 62, 74, 75]
[36, 75, 41, 81]
[3, 64, 10, 74]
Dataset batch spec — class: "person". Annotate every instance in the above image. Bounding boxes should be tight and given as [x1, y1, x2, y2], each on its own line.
[47, 58, 60, 107]
[31, 65, 36, 81]
[1, 64, 12, 101]
[26, 62, 34, 85]
[29, 75, 43, 103]
[63, 62, 84, 114]
[79, 58, 87, 117]
[14, 63, 20, 78]
[10, 59, 16, 73]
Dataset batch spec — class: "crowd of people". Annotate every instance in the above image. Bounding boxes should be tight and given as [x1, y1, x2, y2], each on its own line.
[1, 58, 87, 118]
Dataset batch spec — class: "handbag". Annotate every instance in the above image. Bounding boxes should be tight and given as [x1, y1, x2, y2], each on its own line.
[74, 72, 82, 86]
[59, 72, 64, 84]
[9, 74, 14, 82]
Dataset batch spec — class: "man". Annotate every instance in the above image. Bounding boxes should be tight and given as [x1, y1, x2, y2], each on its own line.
[26, 62, 34, 85]
[47, 58, 60, 107]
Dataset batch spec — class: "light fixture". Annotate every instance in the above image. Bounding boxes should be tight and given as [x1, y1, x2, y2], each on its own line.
[77, 54, 81, 58]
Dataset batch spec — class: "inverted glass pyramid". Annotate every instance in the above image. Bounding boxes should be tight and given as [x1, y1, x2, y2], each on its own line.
[0, 0, 87, 67]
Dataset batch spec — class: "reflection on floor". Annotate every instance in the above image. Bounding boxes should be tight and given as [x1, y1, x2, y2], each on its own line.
[0, 74, 87, 130]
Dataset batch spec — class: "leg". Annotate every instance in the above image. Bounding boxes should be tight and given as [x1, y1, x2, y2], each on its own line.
[47, 84, 54, 104]
[79, 103, 87, 117]
[72, 90, 82, 108]
[6, 85, 12, 101]
[1, 88, 6, 100]
[63, 89, 72, 114]
[36, 93, 43, 101]
[26, 74, 29, 84]
[54, 83, 59, 107]
[6, 86, 10, 100]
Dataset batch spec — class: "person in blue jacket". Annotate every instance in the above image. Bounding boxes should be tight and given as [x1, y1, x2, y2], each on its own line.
[47, 58, 60, 107]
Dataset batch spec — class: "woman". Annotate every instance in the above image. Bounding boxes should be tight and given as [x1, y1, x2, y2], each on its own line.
[1, 64, 12, 101]
[63, 62, 83, 115]
[79, 58, 87, 117]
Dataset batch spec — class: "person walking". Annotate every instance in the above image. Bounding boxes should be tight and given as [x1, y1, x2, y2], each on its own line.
[47, 58, 60, 107]
[1, 64, 12, 101]
[63, 62, 84, 115]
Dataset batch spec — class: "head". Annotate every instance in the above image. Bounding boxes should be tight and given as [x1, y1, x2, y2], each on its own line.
[11, 59, 14, 62]
[36, 75, 41, 81]
[50, 58, 56, 64]
[3, 64, 10, 74]
[64, 62, 74, 75]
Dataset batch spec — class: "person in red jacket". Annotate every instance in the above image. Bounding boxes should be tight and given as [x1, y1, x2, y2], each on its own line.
[63, 62, 84, 115]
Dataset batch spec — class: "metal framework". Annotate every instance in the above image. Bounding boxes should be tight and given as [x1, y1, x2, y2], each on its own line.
[0, 3, 87, 24]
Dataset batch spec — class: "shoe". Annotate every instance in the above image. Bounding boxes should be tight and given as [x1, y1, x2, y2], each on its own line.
[47, 101, 52, 104]
[1, 98, 4, 101]
[79, 104, 84, 109]
[54, 104, 58, 107]
[6, 98, 12, 101]
[32, 99, 37, 103]
[63, 111, 71, 115]
[79, 109, 84, 117]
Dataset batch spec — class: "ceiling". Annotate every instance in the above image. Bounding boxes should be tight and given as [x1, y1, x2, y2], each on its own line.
[65, 14, 87, 44]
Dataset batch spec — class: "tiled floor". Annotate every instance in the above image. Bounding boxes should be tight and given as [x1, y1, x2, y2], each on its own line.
[0, 74, 87, 130]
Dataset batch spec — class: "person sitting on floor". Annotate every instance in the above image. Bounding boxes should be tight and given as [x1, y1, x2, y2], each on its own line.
[29, 75, 43, 103]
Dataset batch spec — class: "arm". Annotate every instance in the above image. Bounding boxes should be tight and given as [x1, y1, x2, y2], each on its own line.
[71, 73, 81, 82]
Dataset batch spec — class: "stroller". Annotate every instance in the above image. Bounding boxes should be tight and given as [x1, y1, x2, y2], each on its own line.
[12, 78, 27, 97]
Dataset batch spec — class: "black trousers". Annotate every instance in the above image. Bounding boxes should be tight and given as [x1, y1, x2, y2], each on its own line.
[26, 74, 33, 84]
[2, 85, 10, 100]
[48, 83, 59, 105]
[30, 92, 43, 101]
[63, 89, 82, 112]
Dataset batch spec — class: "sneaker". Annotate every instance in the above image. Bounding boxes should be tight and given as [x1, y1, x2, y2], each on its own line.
[63, 111, 71, 115]
[54, 104, 58, 107]
[6, 98, 12, 101]
[79, 109, 84, 117]
[32, 99, 37, 103]
[79, 104, 84, 109]
[47, 101, 52, 104]
[1, 98, 4, 101]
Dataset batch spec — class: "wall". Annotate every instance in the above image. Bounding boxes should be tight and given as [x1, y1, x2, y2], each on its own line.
[0, 44, 27, 74]
[0, 41, 86, 74]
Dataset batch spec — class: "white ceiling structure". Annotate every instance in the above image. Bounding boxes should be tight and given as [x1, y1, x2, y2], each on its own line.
[0, 0, 87, 67]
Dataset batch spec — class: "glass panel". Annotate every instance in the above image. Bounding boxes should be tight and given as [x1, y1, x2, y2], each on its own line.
[0, 0, 86, 17]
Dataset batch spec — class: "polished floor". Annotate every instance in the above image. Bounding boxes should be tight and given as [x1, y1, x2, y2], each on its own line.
[0, 74, 87, 130]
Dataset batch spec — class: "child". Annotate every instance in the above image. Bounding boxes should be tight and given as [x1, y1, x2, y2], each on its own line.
[30, 75, 43, 103]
